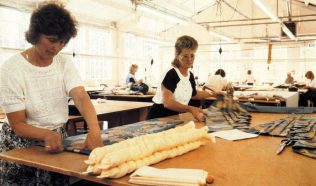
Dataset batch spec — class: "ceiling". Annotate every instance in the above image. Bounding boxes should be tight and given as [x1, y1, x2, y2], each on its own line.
[1, 0, 316, 45]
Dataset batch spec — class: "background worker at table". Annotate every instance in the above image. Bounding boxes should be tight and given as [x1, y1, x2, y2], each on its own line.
[203, 68, 228, 95]
[126, 64, 143, 86]
[147, 35, 213, 121]
[284, 72, 295, 84]
[244, 69, 256, 85]
[300, 71, 316, 106]
[0, 2, 103, 185]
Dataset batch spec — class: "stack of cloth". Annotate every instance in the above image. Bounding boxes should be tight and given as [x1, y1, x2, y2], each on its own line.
[83, 121, 214, 178]
[253, 115, 316, 158]
[205, 95, 254, 133]
[129, 166, 210, 186]
[235, 92, 285, 102]
[64, 118, 184, 154]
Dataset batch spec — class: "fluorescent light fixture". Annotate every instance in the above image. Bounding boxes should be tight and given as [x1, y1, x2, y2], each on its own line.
[253, 0, 281, 23]
[138, 5, 189, 26]
[253, 0, 296, 40]
[209, 31, 232, 42]
[280, 23, 297, 40]
[144, 38, 171, 45]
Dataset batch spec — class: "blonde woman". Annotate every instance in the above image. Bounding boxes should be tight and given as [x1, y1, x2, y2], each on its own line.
[147, 35, 213, 121]
[126, 64, 143, 85]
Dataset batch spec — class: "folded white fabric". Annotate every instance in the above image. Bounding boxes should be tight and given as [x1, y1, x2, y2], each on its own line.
[211, 129, 258, 141]
[129, 166, 208, 186]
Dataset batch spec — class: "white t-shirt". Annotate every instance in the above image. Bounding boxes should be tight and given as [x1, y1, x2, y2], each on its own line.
[153, 67, 196, 105]
[0, 53, 83, 130]
[126, 73, 136, 84]
[205, 74, 228, 91]
[245, 74, 255, 84]
[306, 79, 316, 87]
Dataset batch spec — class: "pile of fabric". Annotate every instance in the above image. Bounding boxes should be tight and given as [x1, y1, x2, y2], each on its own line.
[253, 115, 316, 158]
[205, 95, 253, 133]
[83, 121, 213, 178]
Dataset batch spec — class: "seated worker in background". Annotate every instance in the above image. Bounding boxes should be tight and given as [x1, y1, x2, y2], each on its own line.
[304, 71, 316, 88]
[0, 3, 103, 185]
[300, 71, 316, 106]
[126, 64, 151, 94]
[244, 70, 256, 85]
[285, 72, 295, 84]
[126, 64, 143, 86]
[304, 71, 316, 105]
[203, 68, 228, 95]
[146, 35, 213, 122]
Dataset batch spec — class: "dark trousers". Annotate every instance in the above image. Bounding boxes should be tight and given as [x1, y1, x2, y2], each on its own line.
[146, 104, 179, 120]
[299, 91, 316, 106]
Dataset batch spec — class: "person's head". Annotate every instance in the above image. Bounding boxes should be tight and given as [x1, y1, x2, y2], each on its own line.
[305, 71, 314, 80]
[172, 35, 198, 69]
[247, 70, 252, 75]
[287, 72, 292, 77]
[129, 64, 138, 74]
[25, 2, 77, 57]
[215, 69, 226, 77]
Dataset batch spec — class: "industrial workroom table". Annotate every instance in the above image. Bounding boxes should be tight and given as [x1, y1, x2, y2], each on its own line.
[1, 113, 315, 186]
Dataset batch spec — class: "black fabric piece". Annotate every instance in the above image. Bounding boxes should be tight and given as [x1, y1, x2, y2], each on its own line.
[189, 71, 197, 97]
[129, 77, 136, 84]
[240, 102, 316, 114]
[146, 103, 179, 120]
[131, 83, 149, 94]
[162, 68, 179, 93]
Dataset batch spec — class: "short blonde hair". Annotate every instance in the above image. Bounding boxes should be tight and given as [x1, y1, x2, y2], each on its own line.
[172, 35, 198, 68]
[129, 64, 138, 73]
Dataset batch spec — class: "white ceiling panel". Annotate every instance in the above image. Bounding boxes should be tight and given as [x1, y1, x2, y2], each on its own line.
[1, 0, 316, 44]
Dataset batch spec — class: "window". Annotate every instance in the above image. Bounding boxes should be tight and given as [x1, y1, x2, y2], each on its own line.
[123, 33, 161, 86]
[0, 6, 30, 66]
[0, 6, 113, 83]
[62, 25, 113, 82]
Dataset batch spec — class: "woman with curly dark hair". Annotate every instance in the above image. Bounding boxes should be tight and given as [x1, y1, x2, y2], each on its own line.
[0, 2, 103, 185]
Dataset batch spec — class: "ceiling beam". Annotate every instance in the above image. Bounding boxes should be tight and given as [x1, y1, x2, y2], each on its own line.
[197, 14, 316, 24]
[222, 0, 251, 20]
[210, 18, 316, 28]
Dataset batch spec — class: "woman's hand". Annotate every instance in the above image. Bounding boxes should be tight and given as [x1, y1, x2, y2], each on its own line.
[189, 106, 206, 122]
[82, 132, 104, 150]
[44, 131, 64, 153]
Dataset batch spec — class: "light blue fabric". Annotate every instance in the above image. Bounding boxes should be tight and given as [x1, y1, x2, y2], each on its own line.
[241, 102, 316, 114]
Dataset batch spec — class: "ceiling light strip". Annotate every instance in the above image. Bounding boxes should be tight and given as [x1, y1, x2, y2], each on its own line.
[253, 0, 297, 40]
[138, 5, 190, 25]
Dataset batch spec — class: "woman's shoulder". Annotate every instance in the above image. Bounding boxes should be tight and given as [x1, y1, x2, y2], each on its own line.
[164, 67, 177, 76]
[1, 53, 23, 71]
[54, 54, 70, 63]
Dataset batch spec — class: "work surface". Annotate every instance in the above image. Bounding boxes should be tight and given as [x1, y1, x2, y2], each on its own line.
[67, 100, 153, 133]
[91, 100, 153, 115]
[1, 113, 315, 186]
[90, 93, 154, 102]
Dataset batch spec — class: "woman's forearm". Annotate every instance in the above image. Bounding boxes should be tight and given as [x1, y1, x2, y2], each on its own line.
[72, 88, 101, 135]
[10, 121, 52, 140]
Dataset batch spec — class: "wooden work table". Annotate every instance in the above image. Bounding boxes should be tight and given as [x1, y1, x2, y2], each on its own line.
[89, 93, 154, 102]
[67, 100, 153, 135]
[1, 113, 316, 186]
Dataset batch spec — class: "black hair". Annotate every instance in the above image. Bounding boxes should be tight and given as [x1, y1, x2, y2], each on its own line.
[215, 69, 226, 77]
[25, 2, 77, 44]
